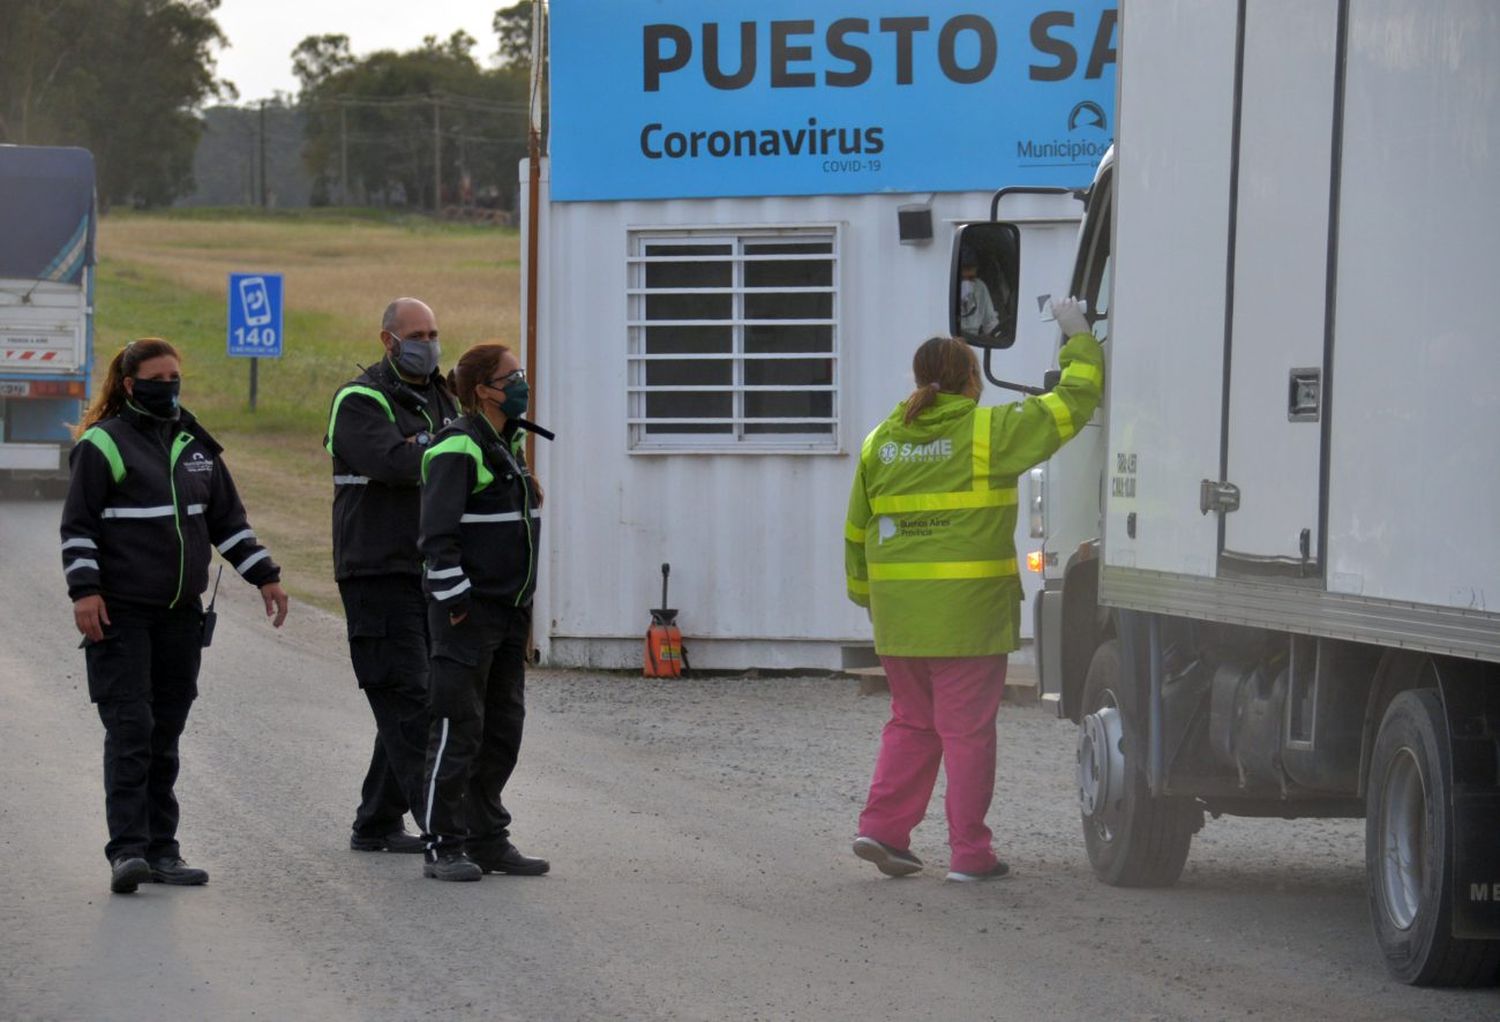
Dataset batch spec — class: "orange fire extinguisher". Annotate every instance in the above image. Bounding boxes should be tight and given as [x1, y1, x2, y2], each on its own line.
[644, 562, 688, 677]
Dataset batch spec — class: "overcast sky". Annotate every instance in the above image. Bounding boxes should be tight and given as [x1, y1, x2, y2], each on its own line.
[213, 0, 504, 102]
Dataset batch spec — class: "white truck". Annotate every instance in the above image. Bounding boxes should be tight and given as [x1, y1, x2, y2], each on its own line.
[0, 145, 96, 488]
[957, 0, 1499, 987]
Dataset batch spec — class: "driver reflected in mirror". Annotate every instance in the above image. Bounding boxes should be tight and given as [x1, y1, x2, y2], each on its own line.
[956, 234, 1017, 347]
[959, 248, 999, 336]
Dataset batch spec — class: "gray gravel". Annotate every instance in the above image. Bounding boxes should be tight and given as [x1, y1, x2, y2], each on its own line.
[2, 496, 1497, 1021]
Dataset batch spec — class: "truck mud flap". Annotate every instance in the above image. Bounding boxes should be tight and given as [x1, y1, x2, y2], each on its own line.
[1436, 659, 1500, 940]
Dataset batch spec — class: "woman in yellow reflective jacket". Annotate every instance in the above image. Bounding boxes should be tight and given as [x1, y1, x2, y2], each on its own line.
[845, 298, 1102, 882]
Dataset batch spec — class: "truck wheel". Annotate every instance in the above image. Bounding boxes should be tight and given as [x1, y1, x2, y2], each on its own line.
[1078, 638, 1198, 887]
[1367, 688, 1500, 986]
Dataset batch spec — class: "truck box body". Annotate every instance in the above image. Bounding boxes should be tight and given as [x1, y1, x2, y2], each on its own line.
[0, 145, 95, 476]
[966, 0, 1500, 983]
[1099, 0, 1499, 661]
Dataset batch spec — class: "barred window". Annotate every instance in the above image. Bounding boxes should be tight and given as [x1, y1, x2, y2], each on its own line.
[627, 227, 840, 451]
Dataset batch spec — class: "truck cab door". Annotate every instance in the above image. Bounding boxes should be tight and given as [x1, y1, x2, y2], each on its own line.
[952, 188, 1089, 641]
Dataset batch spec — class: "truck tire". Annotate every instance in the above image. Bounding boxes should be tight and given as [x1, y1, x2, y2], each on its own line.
[1367, 688, 1500, 986]
[1078, 638, 1198, 887]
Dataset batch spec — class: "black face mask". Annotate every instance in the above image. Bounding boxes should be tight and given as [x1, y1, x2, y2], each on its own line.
[131, 377, 181, 419]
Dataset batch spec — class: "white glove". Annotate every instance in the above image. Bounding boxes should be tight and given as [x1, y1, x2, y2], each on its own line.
[1050, 296, 1091, 338]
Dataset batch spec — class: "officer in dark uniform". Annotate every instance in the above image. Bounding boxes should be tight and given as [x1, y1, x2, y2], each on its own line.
[61, 337, 288, 894]
[417, 342, 549, 881]
[325, 297, 459, 852]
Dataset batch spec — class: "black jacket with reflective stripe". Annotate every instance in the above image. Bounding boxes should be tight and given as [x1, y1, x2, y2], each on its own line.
[59, 405, 280, 606]
[419, 415, 540, 610]
[325, 360, 458, 581]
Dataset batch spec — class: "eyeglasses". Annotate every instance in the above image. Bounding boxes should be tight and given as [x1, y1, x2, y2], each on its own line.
[486, 369, 525, 388]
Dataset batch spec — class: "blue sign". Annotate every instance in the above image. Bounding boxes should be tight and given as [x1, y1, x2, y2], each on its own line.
[550, 1, 1116, 202]
[227, 273, 283, 358]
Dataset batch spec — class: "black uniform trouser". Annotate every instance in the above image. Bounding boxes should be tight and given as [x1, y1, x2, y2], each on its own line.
[338, 575, 432, 836]
[421, 599, 530, 852]
[84, 599, 203, 863]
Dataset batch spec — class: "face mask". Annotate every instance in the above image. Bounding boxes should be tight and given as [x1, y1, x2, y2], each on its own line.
[392, 337, 440, 378]
[498, 379, 529, 420]
[131, 377, 181, 418]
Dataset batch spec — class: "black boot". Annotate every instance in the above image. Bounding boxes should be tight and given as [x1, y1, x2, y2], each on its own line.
[110, 856, 151, 894]
[469, 841, 550, 876]
[350, 829, 425, 853]
[423, 849, 482, 882]
[148, 857, 210, 885]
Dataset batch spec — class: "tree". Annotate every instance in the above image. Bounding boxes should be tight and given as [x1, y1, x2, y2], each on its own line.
[292, 34, 355, 94]
[492, 2, 535, 68]
[293, 32, 530, 211]
[0, 0, 230, 208]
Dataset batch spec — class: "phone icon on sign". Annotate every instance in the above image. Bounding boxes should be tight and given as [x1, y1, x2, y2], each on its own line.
[238, 277, 271, 327]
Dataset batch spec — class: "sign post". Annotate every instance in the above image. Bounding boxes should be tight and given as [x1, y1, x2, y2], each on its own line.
[226, 273, 284, 411]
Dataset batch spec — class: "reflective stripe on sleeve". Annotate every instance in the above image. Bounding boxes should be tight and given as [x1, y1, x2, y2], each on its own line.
[185, 504, 206, 516]
[235, 549, 271, 576]
[61, 537, 97, 551]
[869, 488, 1016, 514]
[325, 386, 396, 455]
[867, 558, 1017, 581]
[102, 505, 175, 519]
[431, 577, 472, 602]
[1039, 392, 1076, 441]
[844, 521, 866, 544]
[847, 577, 870, 596]
[333, 475, 370, 486]
[422, 435, 495, 489]
[64, 558, 99, 575]
[217, 529, 255, 555]
[1062, 361, 1103, 387]
[80, 427, 127, 484]
[426, 566, 464, 579]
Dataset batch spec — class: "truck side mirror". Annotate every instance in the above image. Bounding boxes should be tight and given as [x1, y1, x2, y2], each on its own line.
[951, 222, 1021, 350]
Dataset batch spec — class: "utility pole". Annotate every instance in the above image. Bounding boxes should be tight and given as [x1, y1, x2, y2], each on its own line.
[523, 0, 545, 470]
[431, 96, 442, 212]
[258, 99, 268, 209]
[339, 100, 349, 204]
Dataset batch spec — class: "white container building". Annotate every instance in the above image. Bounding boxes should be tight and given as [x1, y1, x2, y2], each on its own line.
[525, 1, 1116, 670]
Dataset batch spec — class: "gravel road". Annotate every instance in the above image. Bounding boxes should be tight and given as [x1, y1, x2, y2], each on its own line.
[2, 496, 1496, 1020]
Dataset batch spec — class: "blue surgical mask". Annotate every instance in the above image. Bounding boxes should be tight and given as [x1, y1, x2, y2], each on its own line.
[392, 337, 440, 378]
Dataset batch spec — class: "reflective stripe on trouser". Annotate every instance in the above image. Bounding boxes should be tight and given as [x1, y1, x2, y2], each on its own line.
[420, 600, 529, 849]
[858, 654, 1008, 874]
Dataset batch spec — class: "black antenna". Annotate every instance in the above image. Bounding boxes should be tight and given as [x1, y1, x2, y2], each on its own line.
[206, 565, 224, 612]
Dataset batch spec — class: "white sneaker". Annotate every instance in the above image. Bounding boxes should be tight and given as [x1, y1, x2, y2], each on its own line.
[945, 861, 1012, 882]
[852, 836, 923, 877]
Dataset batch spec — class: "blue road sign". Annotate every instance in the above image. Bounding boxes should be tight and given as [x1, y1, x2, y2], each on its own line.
[227, 273, 283, 358]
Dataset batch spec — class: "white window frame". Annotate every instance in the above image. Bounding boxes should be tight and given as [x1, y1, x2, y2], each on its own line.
[626, 224, 842, 454]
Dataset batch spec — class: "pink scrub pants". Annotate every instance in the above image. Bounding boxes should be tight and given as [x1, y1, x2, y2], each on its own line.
[857, 654, 1007, 873]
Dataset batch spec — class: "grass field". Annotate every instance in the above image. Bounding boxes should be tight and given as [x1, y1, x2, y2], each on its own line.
[95, 210, 523, 611]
